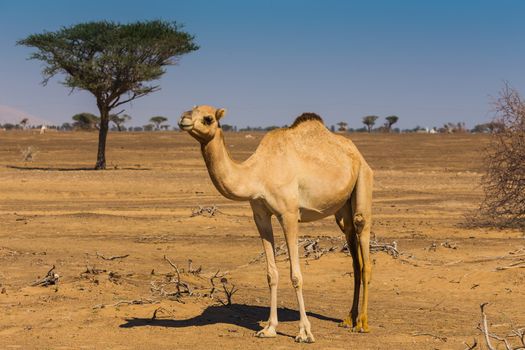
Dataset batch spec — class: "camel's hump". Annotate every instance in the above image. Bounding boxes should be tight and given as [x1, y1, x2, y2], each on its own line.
[290, 113, 324, 128]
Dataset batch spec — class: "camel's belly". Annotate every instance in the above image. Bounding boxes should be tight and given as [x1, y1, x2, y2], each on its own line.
[298, 202, 345, 222]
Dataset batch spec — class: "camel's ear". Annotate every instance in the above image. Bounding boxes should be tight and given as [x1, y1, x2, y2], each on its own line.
[216, 108, 227, 121]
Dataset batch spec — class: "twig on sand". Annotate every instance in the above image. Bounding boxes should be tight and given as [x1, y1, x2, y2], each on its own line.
[93, 298, 158, 309]
[96, 252, 130, 261]
[369, 239, 400, 258]
[411, 331, 447, 342]
[31, 265, 59, 287]
[191, 205, 219, 217]
[218, 277, 238, 306]
[463, 338, 478, 349]
[495, 260, 525, 271]
[152, 306, 175, 320]
[476, 302, 525, 350]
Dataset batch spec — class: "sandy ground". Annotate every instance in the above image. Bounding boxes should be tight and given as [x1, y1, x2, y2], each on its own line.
[0, 130, 523, 349]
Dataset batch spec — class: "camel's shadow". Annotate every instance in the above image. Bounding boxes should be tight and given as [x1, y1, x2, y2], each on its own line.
[120, 303, 341, 336]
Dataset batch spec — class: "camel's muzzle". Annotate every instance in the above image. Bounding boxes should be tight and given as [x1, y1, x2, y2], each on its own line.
[178, 116, 194, 131]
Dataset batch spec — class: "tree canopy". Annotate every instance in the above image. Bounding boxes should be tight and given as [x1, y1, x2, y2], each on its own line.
[110, 114, 131, 131]
[72, 113, 99, 130]
[385, 115, 399, 131]
[150, 116, 168, 129]
[18, 20, 198, 169]
[362, 115, 379, 133]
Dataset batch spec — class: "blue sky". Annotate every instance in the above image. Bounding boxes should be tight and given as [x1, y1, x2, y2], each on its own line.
[1, 0, 524, 129]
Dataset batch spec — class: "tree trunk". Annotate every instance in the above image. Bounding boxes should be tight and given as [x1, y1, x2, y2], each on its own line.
[95, 107, 109, 170]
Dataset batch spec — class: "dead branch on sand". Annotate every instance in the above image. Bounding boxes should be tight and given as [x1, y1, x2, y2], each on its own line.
[411, 331, 447, 342]
[151, 257, 237, 305]
[191, 205, 218, 217]
[151, 306, 175, 320]
[476, 303, 525, 350]
[95, 252, 130, 261]
[31, 265, 59, 287]
[463, 339, 478, 350]
[250, 236, 400, 264]
[495, 260, 525, 271]
[93, 298, 158, 309]
[369, 239, 400, 258]
[218, 277, 238, 306]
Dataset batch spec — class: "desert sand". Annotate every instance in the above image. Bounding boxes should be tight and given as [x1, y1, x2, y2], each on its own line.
[1, 131, 523, 349]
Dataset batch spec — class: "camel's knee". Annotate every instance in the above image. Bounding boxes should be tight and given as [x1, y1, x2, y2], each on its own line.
[267, 270, 279, 287]
[353, 213, 366, 231]
[290, 273, 303, 289]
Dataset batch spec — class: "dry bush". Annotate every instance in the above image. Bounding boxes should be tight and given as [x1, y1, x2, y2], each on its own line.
[476, 84, 525, 229]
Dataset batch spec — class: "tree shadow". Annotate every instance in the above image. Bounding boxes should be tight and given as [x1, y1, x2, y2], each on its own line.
[120, 303, 341, 336]
[5, 165, 150, 171]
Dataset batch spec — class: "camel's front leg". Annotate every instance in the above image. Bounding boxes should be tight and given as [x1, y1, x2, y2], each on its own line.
[251, 202, 278, 338]
[278, 212, 315, 343]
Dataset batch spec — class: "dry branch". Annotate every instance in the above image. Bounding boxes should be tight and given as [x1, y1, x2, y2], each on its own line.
[93, 298, 158, 309]
[369, 239, 400, 258]
[96, 252, 130, 260]
[31, 265, 59, 287]
[191, 205, 219, 217]
[476, 303, 525, 350]
[250, 236, 400, 264]
[412, 331, 447, 342]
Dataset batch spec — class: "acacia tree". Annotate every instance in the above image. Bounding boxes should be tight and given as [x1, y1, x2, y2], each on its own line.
[72, 113, 99, 130]
[362, 115, 378, 133]
[385, 115, 399, 132]
[18, 20, 198, 169]
[150, 116, 168, 130]
[336, 121, 348, 132]
[110, 114, 131, 131]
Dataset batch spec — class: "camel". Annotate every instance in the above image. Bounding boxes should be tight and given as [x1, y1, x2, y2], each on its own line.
[178, 105, 373, 343]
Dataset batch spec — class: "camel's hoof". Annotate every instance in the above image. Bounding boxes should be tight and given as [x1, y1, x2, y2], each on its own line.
[255, 326, 277, 338]
[295, 331, 315, 343]
[351, 325, 370, 333]
[338, 317, 353, 328]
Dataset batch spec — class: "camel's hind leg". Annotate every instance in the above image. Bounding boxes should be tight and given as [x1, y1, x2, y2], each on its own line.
[351, 165, 373, 333]
[336, 201, 362, 329]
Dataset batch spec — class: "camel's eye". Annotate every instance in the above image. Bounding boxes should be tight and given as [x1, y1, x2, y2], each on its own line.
[202, 116, 214, 125]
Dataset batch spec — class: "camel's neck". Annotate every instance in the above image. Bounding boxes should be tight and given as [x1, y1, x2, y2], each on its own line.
[201, 129, 255, 201]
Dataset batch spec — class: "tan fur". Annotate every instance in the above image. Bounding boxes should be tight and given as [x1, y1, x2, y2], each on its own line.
[179, 105, 374, 342]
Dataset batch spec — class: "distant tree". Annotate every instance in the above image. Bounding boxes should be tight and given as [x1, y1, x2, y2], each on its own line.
[20, 118, 29, 129]
[143, 124, 154, 131]
[18, 20, 198, 169]
[385, 115, 399, 132]
[110, 114, 131, 132]
[330, 125, 335, 132]
[150, 116, 168, 130]
[72, 113, 99, 130]
[2, 123, 16, 130]
[472, 121, 505, 133]
[133, 126, 144, 132]
[336, 121, 348, 131]
[362, 115, 379, 133]
[61, 122, 73, 131]
[221, 124, 235, 132]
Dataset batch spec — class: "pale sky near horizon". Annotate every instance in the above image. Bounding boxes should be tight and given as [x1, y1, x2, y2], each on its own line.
[1, 0, 524, 129]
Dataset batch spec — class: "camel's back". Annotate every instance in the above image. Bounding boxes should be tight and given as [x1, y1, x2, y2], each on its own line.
[255, 118, 363, 166]
[250, 118, 366, 218]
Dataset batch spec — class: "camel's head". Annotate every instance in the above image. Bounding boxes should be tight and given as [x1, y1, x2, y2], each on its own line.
[178, 105, 226, 143]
